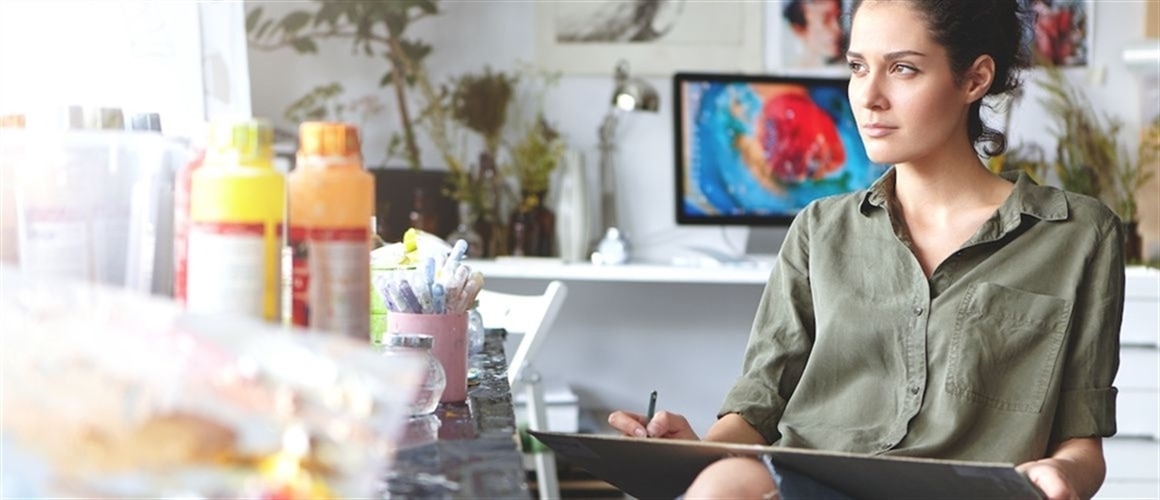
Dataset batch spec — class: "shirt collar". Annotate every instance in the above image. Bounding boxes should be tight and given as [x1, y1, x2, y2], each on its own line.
[858, 168, 1069, 226]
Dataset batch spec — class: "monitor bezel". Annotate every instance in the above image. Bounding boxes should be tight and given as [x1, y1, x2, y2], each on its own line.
[672, 71, 860, 227]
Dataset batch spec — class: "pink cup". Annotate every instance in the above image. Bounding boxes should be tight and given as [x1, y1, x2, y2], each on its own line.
[388, 312, 468, 403]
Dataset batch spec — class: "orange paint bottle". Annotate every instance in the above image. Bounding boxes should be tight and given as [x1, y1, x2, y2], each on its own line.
[288, 122, 374, 339]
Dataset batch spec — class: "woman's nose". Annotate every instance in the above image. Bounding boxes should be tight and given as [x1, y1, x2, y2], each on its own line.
[851, 75, 887, 111]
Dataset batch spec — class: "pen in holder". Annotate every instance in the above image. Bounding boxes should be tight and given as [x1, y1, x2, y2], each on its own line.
[372, 239, 480, 403]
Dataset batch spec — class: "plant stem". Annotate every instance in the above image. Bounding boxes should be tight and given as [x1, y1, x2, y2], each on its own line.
[385, 25, 422, 169]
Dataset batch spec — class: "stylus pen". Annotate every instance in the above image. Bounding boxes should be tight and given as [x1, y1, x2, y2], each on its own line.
[646, 390, 658, 437]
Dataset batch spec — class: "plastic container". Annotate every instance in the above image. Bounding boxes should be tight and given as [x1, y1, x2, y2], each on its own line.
[11, 126, 178, 290]
[467, 300, 485, 354]
[288, 122, 374, 338]
[186, 119, 284, 321]
[381, 334, 446, 415]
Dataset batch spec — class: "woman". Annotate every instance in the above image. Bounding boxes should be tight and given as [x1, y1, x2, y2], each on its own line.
[609, 1, 1124, 499]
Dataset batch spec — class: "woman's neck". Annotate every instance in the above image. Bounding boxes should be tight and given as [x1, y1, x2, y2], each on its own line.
[891, 145, 1012, 222]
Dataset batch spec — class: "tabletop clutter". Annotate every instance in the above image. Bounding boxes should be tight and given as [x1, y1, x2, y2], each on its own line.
[372, 229, 484, 407]
[0, 266, 426, 499]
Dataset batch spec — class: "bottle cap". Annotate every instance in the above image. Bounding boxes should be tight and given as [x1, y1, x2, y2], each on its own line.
[387, 333, 434, 349]
[298, 121, 361, 158]
[129, 112, 163, 132]
[64, 106, 125, 130]
[0, 114, 26, 128]
[206, 118, 273, 168]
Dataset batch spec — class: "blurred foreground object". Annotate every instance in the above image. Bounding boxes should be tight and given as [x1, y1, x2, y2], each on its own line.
[0, 266, 424, 498]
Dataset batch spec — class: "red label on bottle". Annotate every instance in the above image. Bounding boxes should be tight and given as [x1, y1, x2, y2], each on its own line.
[173, 151, 204, 304]
[289, 226, 369, 336]
[185, 221, 269, 318]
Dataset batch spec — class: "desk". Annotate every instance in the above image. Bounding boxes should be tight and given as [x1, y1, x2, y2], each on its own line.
[382, 330, 529, 499]
[466, 260, 768, 436]
[466, 259, 772, 285]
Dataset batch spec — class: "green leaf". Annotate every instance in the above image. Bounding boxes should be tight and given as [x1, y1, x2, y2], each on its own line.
[399, 39, 431, 64]
[245, 6, 263, 33]
[380, 70, 396, 88]
[255, 19, 274, 39]
[290, 38, 318, 53]
[415, 0, 439, 15]
[281, 11, 312, 33]
[314, 2, 341, 27]
[384, 10, 406, 35]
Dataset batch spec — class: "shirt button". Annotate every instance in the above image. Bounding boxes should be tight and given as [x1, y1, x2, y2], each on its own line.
[909, 385, 921, 395]
[880, 442, 893, 451]
[913, 306, 924, 316]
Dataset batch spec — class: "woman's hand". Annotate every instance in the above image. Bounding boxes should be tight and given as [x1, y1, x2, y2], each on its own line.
[607, 410, 699, 440]
[1018, 458, 1080, 500]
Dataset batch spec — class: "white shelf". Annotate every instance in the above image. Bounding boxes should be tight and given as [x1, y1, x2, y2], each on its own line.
[464, 258, 772, 285]
[467, 260, 1158, 289]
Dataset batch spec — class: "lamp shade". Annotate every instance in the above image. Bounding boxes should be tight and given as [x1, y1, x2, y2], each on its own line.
[610, 60, 659, 112]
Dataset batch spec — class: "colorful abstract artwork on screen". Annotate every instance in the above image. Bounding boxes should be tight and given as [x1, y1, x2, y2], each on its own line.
[680, 81, 887, 219]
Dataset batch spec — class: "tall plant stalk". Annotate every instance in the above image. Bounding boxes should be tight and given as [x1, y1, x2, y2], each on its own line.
[247, 0, 439, 169]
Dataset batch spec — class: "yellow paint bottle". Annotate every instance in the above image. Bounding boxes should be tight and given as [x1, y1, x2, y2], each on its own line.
[187, 119, 284, 322]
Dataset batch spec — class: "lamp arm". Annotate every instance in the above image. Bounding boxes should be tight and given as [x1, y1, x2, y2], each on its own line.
[597, 108, 621, 230]
[598, 108, 619, 145]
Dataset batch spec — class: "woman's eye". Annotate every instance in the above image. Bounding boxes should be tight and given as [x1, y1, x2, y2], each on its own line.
[892, 64, 918, 75]
[847, 61, 866, 74]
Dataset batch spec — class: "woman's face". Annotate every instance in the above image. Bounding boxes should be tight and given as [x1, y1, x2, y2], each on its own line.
[845, 1, 971, 166]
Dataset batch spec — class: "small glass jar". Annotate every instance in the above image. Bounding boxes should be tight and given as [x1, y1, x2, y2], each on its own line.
[382, 334, 446, 415]
[467, 300, 485, 355]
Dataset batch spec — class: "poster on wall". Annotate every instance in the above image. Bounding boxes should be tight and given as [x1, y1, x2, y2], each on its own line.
[765, 0, 1094, 73]
[535, 0, 762, 76]
[765, 0, 851, 74]
[1030, 0, 1092, 67]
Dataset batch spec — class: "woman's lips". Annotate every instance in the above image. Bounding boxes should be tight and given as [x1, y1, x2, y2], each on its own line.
[862, 123, 897, 138]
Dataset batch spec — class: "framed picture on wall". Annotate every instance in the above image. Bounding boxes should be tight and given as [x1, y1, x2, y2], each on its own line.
[1029, 0, 1094, 67]
[765, 0, 852, 74]
[535, 1, 763, 76]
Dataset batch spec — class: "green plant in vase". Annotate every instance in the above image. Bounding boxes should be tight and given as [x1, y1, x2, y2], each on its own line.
[505, 115, 566, 257]
[1039, 64, 1156, 263]
[441, 67, 519, 256]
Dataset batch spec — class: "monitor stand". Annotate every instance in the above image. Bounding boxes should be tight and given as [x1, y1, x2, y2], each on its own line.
[677, 226, 787, 269]
[744, 226, 788, 263]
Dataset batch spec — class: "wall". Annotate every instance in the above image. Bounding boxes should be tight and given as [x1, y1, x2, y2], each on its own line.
[248, 1, 1154, 262]
[247, 2, 1154, 435]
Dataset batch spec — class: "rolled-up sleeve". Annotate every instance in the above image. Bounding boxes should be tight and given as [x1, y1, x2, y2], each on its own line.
[1052, 218, 1124, 443]
[718, 208, 817, 445]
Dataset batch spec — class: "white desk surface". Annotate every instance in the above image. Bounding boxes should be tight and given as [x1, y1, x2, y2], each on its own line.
[467, 259, 1159, 290]
[464, 258, 773, 285]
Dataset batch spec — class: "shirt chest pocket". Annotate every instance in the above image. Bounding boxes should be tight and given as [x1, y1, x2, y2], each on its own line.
[946, 282, 1072, 414]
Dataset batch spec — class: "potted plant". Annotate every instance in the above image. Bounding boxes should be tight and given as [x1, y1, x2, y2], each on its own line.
[505, 115, 566, 256]
[1039, 64, 1156, 262]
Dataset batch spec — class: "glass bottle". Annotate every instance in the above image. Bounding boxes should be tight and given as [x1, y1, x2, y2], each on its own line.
[446, 201, 484, 258]
[509, 192, 555, 257]
[382, 334, 446, 415]
[408, 187, 439, 234]
[467, 300, 485, 355]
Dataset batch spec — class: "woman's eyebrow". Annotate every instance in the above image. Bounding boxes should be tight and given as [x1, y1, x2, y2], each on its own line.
[845, 50, 927, 60]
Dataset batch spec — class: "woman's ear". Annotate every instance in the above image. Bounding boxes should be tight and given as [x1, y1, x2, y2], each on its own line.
[964, 55, 995, 103]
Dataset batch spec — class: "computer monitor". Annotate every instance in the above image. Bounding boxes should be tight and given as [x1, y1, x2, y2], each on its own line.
[674, 72, 888, 228]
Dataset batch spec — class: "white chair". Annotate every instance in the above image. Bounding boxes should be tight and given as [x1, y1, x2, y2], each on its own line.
[475, 280, 568, 500]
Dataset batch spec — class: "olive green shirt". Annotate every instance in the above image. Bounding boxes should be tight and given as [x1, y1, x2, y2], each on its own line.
[719, 169, 1124, 465]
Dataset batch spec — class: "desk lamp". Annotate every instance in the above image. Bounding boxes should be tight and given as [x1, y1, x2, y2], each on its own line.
[592, 60, 659, 265]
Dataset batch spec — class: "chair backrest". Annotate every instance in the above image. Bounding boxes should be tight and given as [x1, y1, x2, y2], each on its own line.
[475, 280, 568, 387]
